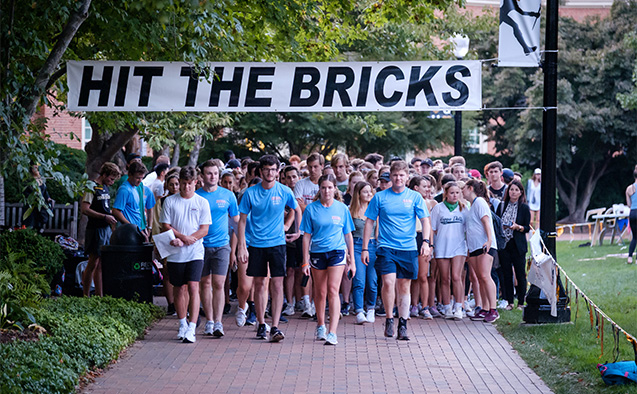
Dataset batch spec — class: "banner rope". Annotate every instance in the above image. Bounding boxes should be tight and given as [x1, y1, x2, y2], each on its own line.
[533, 230, 637, 362]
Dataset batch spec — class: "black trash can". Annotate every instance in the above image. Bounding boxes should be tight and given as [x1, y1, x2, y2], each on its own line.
[101, 224, 154, 303]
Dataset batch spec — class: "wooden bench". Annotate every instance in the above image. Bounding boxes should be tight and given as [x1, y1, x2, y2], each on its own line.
[4, 202, 79, 239]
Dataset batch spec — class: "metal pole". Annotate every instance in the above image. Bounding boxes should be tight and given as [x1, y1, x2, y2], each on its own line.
[454, 110, 462, 156]
[540, 0, 558, 257]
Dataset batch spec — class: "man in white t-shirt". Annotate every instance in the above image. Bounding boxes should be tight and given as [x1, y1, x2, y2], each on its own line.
[160, 166, 212, 344]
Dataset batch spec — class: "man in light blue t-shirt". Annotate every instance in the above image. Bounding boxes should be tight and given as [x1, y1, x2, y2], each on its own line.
[196, 160, 239, 338]
[113, 161, 151, 241]
[237, 155, 302, 343]
[362, 160, 431, 341]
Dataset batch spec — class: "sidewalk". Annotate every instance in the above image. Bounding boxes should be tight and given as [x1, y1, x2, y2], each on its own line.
[84, 301, 552, 394]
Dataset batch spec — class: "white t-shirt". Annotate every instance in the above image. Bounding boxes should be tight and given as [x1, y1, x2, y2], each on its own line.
[430, 203, 468, 258]
[149, 178, 165, 199]
[159, 193, 212, 263]
[464, 197, 497, 253]
[294, 177, 319, 206]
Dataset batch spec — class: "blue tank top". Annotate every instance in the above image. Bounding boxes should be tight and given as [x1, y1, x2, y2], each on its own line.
[631, 182, 637, 210]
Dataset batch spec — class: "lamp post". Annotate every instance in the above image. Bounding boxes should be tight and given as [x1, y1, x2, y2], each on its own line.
[451, 35, 469, 156]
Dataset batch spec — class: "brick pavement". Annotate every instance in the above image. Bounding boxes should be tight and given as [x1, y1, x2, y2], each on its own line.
[84, 300, 552, 394]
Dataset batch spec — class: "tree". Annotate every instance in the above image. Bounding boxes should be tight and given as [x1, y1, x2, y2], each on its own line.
[479, 1, 637, 222]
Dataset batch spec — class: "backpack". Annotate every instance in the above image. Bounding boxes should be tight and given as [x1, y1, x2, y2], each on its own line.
[597, 361, 637, 385]
[491, 210, 507, 250]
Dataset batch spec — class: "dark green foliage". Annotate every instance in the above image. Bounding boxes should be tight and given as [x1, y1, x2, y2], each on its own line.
[45, 144, 87, 205]
[0, 228, 65, 285]
[0, 296, 163, 393]
[0, 252, 45, 330]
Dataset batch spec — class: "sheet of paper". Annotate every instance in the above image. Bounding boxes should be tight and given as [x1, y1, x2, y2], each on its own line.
[153, 229, 179, 259]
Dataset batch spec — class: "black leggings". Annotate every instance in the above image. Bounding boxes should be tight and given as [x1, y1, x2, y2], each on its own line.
[629, 209, 637, 259]
[499, 240, 527, 305]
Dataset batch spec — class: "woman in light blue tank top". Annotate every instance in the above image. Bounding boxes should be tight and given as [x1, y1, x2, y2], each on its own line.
[625, 170, 637, 264]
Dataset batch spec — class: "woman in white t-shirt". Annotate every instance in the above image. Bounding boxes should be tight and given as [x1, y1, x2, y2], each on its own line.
[462, 179, 499, 323]
[430, 182, 468, 321]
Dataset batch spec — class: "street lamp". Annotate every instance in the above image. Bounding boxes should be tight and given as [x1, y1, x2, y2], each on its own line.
[451, 35, 469, 156]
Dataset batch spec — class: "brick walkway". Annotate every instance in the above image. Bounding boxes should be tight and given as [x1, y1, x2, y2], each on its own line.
[85, 300, 552, 394]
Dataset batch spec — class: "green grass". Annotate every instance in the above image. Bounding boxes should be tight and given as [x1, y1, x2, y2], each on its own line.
[495, 241, 637, 394]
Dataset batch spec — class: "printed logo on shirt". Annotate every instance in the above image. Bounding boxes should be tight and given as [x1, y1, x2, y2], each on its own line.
[402, 199, 413, 208]
[440, 215, 464, 225]
[271, 196, 282, 205]
[216, 199, 227, 208]
[332, 216, 342, 225]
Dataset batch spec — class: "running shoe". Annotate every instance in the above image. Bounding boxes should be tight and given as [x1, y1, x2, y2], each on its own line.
[183, 325, 196, 343]
[341, 302, 350, 316]
[483, 309, 500, 323]
[282, 303, 295, 316]
[497, 299, 509, 309]
[270, 326, 285, 342]
[302, 303, 316, 318]
[366, 309, 376, 323]
[279, 315, 289, 323]
[246, 308, 257, 326]
[213, 321, 224, 337]
[377, 305, 386, 317]
[355, 311, 367, 324]
[256, 323, 267, 340]
[396, 317, 409, 341]
[203, 320, 215, 335]
[384, 318, 395, 337]
[420, 308, 433, 320]
[235, 306, 247, 327]
[463, 300, 473, 314]
[453, 307, 463, 321]
[324, 332, 338, 346]
[466, 306, 481, 318]
[470, 308, 488, 321]
[444, 307, 455, 320]
[316, 324, 327, 340]
[177, 322, 188, 340]
[295, 300, 305, 312]
[410, 305, 420, 318]
[428, 306, 442, 319]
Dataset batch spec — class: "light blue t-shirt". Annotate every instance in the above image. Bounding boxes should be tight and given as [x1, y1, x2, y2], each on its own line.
[365, 187, 429, 251]
[113, 181, 143, 227]
[300, 200, 354, 253]
[239, 182, 298, 248]
[196, 187, 239, 248]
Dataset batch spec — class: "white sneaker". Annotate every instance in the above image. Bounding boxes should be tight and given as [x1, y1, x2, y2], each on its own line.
[355, 311, 367, 324]
[302, 302, 315, 318]
[420, 308, 433, 320]
[453, 307, 463, 321]
[463, 301, 473, 314]
[497, 300, 509, 309]
[282, 303, 295, 316]
[316, 324, 327, 340]
[325, 332, 338, 345]
[235, 306, 247, 327]
[177, 322, 188, 340]
[213, 321, 224, 337]
[203, 320, 214, 335]
[444, 306, 455, 320]
[183, 325, 196, 343]
[366, 309, 375, 323]
[295, 300, 305, 312]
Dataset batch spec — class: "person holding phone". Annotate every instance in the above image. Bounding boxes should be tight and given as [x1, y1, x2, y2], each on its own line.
[496, 179, 531, 311]
[430, 181, 468, 321]
[463, 179, 499, 323]
[300, 174, 355, 346]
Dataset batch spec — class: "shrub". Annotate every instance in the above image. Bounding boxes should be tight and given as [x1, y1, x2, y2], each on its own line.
[0, 228, 65, 285]
[0, 296, 163, 393]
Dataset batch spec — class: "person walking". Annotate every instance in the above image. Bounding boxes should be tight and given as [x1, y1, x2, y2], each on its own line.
[362, 160, 431, 341]
[300, 175, 355, 345]
[349, 181, 378, 324]
[625, 169, 637, 264]
[237, 155, 302, 342]
[462, 179, 500, 323]
[497, 179, 531, 310]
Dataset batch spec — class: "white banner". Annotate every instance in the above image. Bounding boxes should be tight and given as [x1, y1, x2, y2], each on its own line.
[498, 0, 541, 67]
[67, 60, 482, 112]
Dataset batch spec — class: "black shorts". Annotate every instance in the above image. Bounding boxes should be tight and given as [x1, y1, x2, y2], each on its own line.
[286, 243, 303, 269]
[247, 245, 287, 278]
[85, 226, 112, 256]
[168, 260, 204, 286]
[469, 248, 497, 258]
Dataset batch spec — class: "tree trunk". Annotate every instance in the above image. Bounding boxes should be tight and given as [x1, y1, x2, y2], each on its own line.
[171, 144, 181, 167]
[85, 123, 139, 180]
[187, 135, 203, 167]
[556, 159, 610, 223]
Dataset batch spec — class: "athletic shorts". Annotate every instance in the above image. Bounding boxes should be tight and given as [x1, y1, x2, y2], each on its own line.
[309, 250, 346, 270]
[85, 226, 112, 256]
[469, 247, 497, 258]
[168, 260, 204, 287]
[247, 245, 286, 278]
[286, 243, 303, 269]
[202, 245, 231, 276]
[375, 247, 418, 280]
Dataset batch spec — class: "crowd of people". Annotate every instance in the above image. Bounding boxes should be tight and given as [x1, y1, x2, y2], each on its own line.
[81, 150, 541, 345]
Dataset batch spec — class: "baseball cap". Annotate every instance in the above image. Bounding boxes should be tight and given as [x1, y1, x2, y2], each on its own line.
[502, 168, 514, 183]
[226, 158, 241, 169]
[469, 169, 482, 179]
[421, 158, 434, 167]
[534, 168, 542, 175]
[379, 172, 391, 182]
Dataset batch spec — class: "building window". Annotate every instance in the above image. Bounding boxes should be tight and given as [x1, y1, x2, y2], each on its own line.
[82, 118, 92, 148]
